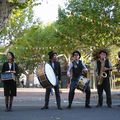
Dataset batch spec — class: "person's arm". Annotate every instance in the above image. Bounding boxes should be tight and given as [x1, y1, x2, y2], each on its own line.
[108, 60, 112, 71]
[94, 61, 99, 77]
[104, 60, 112, 71]
[66, 62, 73, 88]
[58, 62, 61, 81]
[81, 61, 88, 72]
[67, 62, 73, 77]
[1, 63, 6, 73]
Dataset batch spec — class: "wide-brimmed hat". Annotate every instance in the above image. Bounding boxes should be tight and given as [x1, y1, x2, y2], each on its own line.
[48, 51, 57, 59]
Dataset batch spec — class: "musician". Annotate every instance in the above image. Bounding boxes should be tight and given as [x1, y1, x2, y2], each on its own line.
[1, 52, 19, 112]
[41, 51, 62, 110]
[67, 50, 91, 109]
[95, 50, 112, 108]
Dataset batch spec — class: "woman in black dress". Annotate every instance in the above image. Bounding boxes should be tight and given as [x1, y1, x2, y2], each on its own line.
[2, 52, 19, 111]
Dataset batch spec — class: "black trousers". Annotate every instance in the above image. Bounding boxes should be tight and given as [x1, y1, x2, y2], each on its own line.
[97, 77, 112, 106]
[68, 79, 91, 106]
[44, 84, 61, 108]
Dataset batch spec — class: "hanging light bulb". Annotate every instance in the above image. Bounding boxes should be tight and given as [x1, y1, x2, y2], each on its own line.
[18, 0, 26, 3]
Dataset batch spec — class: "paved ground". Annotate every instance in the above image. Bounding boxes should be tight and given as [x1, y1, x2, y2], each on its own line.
[0, 88, 120, 120]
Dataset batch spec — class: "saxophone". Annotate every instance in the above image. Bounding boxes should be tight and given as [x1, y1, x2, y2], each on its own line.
[97, 59, 107, 85]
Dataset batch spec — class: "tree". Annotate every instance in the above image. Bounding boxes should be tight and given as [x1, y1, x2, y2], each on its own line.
[57, 0, 120, 49]
[8, 23, 62, 86]
[0, 0, 41, 87]
[0, 0, 40, 43]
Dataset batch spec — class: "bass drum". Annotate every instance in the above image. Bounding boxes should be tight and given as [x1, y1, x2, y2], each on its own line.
[36, 63, 57, 88]
[77, 76, 90, 92]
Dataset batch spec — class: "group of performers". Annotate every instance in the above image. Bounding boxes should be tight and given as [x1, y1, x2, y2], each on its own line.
[1, 49, 113, 112]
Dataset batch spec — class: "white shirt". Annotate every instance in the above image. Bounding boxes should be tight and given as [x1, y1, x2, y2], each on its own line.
[8, 63, 12, 70]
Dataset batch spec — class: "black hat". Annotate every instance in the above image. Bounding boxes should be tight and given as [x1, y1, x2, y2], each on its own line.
[72, 50, 81, 58]
[48, 51, 57, 59]
[99, 50, 108, 56]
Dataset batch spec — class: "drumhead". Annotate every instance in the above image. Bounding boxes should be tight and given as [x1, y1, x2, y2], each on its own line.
[45, 63, 56, 86]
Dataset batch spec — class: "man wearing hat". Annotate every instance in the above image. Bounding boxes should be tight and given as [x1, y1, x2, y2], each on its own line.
[41, 51, 62, 110]
[67, 50, 91, 109]
[95, 50, 112, 108]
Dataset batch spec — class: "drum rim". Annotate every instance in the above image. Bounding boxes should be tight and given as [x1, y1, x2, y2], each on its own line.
[36, 63, 57, 88]
[37, 75, 52, 88]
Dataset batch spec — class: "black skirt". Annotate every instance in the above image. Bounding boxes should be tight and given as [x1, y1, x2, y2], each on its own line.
[3, 80, 17, 96]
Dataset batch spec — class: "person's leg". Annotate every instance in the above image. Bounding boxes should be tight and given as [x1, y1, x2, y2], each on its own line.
[85, 86, 91, 108]
[97, 85, 103, 107]
[67, 81, 76, 108]
[3, 81, 10, 111]
[9, 80, 16, 111]
[41, 88, 51, 109]
[104, 79, 112, 108]
[5, 96, 9, 111]
[54, 85, 62, 109]
[9, 96, 13, 111]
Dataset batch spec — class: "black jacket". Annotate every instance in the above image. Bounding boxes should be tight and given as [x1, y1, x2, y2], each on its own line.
[97, 59, 110, 77]
[49, 61, 61, 81]
[2, 62, 19, 76]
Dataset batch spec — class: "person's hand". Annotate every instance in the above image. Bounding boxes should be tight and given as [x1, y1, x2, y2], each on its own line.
[96, 76, 100, 81]
[11, 71, 16, 73]
[67, 73, 71, 78]
[82, 69, 88, 73]
[5, 70, 11, 73]
[67, 79, 70, 88]
[67, 82, 70, 88]
[103, 67, 109, 71]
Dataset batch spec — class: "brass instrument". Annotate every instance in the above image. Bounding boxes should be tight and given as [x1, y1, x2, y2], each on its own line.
[98, 59, 107, 85]
[101, 72, 107, 78]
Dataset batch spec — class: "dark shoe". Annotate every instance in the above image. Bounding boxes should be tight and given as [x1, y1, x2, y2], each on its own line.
[8, 108, 12, 111]
[96, 104, 102, 108]
[85, 105, 91, 108]
[5, 108, 9, 112]
[67, 105, 71, 109]
[58, 107, 62, 110]
[41, 106, 48, 110]
[8, 104, 12, 111]
[108, 105, 112, 108]
[8, 109, 12, 112]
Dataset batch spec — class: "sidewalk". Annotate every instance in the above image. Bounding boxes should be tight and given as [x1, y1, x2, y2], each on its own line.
[0, 88, 120, 94]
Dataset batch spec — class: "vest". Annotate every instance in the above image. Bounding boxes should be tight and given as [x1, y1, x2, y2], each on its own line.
[72, 60, 84, 78]
[97, 59, 110, 77]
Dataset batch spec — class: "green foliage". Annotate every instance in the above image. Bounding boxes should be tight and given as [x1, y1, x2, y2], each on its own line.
[0, 0, 41, 75]
[57, 0, 120, 48]
[1, 0, 120, 75]
[9, 23, 62, 74]
[8, 0, 34, 10]
[0, 1, 37, 42]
